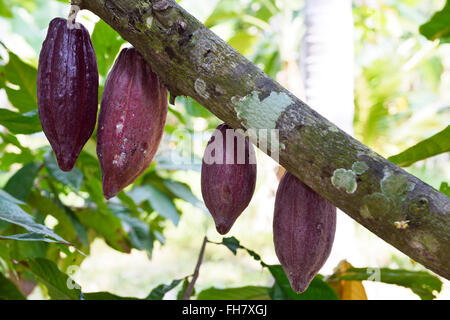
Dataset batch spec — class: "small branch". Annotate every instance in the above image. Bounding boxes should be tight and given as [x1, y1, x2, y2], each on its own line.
[183, 236, 207, 300]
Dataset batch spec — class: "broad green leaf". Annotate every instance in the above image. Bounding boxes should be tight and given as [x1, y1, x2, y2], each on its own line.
[333, 267, 442, 300]
[0, 189, 25, 205]
[74, 208, 131, 253]
[221, 237, 262, 262]
[440, 182, 450, 196]
[8, 234, 48, 261]
[25, 258, 82, 300]
[27, 191, 77, 241]
[0, 272, 26, 300]
[91, 19, 126, 76]
[228, 31, 258, 56]
[0, 109, 41, 134]
[146, 279, 182, 300]
[221, 237, 242, 255]
[197, 286, 270, 300]
[419, 0, 450, 43]
[0, 232, 62, 244]
[4, 162, 41, 201]
[180, 96, 214, 118]
[154, 152, 202, 172]
[0, 197, 68, 244]
[117, 192, 140, 216]
[83, 292, 137, 300]
[388, 126, 450, 167]
[128, 185, 180, 225]
[110, 205, 154, 257]
[4, 51, 38, 112]
[44, 152, 83, 191]
[0, 0, 13, 18]
[163, 179, 206, 211]
[267, 265, 338, 300]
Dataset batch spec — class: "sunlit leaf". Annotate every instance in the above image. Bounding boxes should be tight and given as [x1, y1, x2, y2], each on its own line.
[327, 261, 368, 300]
[25, 258, 82, 300]
[128, 185, 180, 225]
[332, 267, 442, 300]
[0, 109, 41, 134]
[388, 125, 450, 167]
[419, 0, 450, 43]
[439, 182, 450, 196]
[4, 51, 37, 113]
[0, 272, 26, 300]
[197, 286, 270, 300]
[4, 161, 41, 201]
[44, 152, 83, 191]
[146, 279, 182, 300]
[91, 19, 126, 76]
[0, 196, 68, 244]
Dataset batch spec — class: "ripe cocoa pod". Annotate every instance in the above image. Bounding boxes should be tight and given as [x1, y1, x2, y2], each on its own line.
[97, 47, 168, 199]
[201, 123, 257, 234]
[273, 172, 336, 293]
[37, 18, 99, 171]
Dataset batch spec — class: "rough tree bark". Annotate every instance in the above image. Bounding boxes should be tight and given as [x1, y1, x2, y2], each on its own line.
[73, 0, 450, 279]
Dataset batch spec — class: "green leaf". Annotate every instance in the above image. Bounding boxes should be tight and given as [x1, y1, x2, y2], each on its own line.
[176, 278, 191, 300]
[419, 0, 450, 43]
[110, 205, 154, 257]
[221, 237, 263, 262]
[0, 232, 62, 243]
[163, 179, 206, 211]
[439, 182, 450, 196]
[0, 109, 41, 134]
[83, 292, 137, 300]
[128, 185, 180, 225]
[197, 286, 270, 300]
[74, 208, 131, 253]
[0, 0, 13, 18]
[4, 51, 38, 112]
[25, 258, 82, 300]
[333, 267, 442, 300]
[0, 272, 26, 300]
[388, 126, 450, 167]
[146, 279, 182, 300]
[221, 237, 242, 255]
[27, 191, 77, 241]
[0, 189, 25, 205]
[180, 96, 214, 118]
[43, 152, 83, 191]
[91, 19, 126, 76]
[4, 162, 41, 201]
[0, 196, 68, 244]
[267, 265, 338, 300]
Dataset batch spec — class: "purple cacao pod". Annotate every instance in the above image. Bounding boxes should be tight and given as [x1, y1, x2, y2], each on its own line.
[201, 123, 257, 234]
[97, 47, 168, 199]
[273, 172, 336, 293]
[37, 18, 99, 171]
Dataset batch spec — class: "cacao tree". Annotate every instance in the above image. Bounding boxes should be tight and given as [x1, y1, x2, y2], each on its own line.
[0, 0, 448, 300]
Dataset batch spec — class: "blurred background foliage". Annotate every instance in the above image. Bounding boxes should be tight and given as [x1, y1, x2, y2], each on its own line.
[0, 0, 448, 300]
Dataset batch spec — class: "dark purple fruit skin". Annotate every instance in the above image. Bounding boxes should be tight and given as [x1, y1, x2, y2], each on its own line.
[37, 18, 98, 171]
[273, 172, 336, 293]
[201, 123, 257, 234]
[97, 47, 168, 199]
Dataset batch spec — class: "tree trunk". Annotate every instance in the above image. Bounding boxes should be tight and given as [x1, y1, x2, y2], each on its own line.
[73, 0, 450, 279]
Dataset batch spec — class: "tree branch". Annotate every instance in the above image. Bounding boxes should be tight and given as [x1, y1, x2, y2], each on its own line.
[183, 236, 207, 300]
[77, 0, 450, 279]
